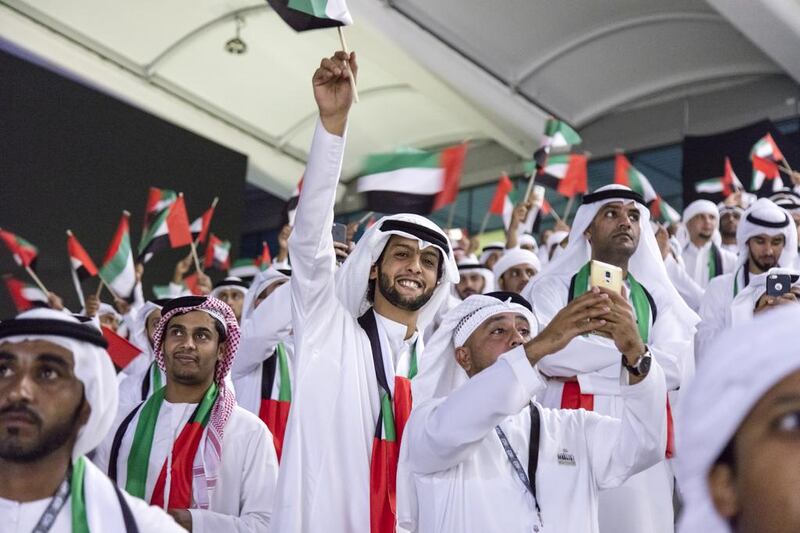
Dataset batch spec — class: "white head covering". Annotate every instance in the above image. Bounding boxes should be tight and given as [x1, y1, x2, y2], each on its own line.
[734, 198, 798, 269]
[769, 189, 800, 214]
[479, 241, 505, 265]
[716, 202, 744, 217]
[128, 300, 162, 353]
[492, 248, 542, 285]
[676, 305, 800, 533]
[241, 267, 291, 321]
[412, 293, 537, 404]
[519, 233, 538, 251]
[97, 303, 121, 323]
[211, 276, 249, 299]
[678, 199, 722, 248]
[334, 214, 459, 328]
[530, 184, 698, 331]
[0, 308, 118, 459]
[455, 259, 495, 295]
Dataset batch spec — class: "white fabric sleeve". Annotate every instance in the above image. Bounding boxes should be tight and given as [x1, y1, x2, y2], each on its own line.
[694, 276, 730, 363]
[583, 359, 668, 490]
[664, 254, 704, 312]
[403, 346, 545, 475]
[188, 421, 278, 533]
[123, 493, 187, 532]
[287, 119, 346, 369]
[232, 282, 293, 379]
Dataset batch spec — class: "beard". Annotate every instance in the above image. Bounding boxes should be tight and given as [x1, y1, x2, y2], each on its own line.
[0, 399, 83, 463]
[377, 271, 436, 311]
[752, 255, 779, 272]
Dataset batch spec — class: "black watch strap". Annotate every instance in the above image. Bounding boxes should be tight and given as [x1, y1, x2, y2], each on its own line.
[622, 349, 651, 376]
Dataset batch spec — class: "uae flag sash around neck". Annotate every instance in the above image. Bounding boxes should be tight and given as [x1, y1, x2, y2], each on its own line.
[566, 262, 675, 458]
[100, 214, 136, 300]
[125, 383, 218, 508]
[267, 0, 353, 31]
[138, 195, 193, 263]
[0, 228, 38, 268]
[258, 342, 292, 461]
[358, 309, 417, 533]
[356, 145, 467, 215]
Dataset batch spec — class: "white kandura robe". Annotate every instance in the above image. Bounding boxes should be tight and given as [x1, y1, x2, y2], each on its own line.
[695, 269, 766, 361]
[664, 255, 704, 312]
[272, 121, 421, 533]
[0, 458, 184, 532]
[681, 241, 737, 289]
[398, 347, 667, 533]
[528, 273, 692, 533]
[93, 402, 278, 533]
[232, 280, 294, 415]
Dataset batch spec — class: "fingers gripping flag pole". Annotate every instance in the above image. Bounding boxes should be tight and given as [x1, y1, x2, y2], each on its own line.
[337, 27, 359, 103]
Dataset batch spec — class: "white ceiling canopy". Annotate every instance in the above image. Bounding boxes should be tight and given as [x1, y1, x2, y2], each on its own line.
[2, 0, 799, 204]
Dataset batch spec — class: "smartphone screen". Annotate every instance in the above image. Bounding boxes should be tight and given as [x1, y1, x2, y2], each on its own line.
[332, 223, 348, 244]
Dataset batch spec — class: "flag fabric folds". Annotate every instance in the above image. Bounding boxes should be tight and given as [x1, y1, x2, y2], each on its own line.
[138, 196, 193, 263]
[101, 325, 142, 370]
[3, 276, 48, 312]
[357, 145, 468, 215]
[0, 228, 38, 269]
[100, 213, 136, 300]
[190, 201, 217, 245]
[204, 234, 231, 271]
[142, 187, 177, 233]
[266, 0, 353, 32]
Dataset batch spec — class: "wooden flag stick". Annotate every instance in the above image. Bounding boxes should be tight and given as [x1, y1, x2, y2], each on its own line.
[446, 201, 458, 230]
[190, 240, 203, 274]
[25, 266, 49, 295]
[337, 27, 359, 104]
[550, 209, 564, 224]
[524, 172, 536, 202]
[780, 158, 795, 175]
[562, 196, 576, 222]
[478, 210, 492, 236]
[357, 211, 374, 225]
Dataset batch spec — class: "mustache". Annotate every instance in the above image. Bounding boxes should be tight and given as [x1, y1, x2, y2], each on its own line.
[0, 404, 42, 426]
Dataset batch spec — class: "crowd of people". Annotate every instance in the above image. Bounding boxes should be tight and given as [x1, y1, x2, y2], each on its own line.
[2, 50, 800, 533]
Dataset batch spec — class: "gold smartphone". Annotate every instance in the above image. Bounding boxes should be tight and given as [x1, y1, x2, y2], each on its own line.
[590, 260, 623, 294]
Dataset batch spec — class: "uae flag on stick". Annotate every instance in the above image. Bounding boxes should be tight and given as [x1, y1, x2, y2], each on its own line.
[204, 234, 231, 271]
[542, 118, 582, 150]
[751, 156, 784, 192]
[3, 276, 48, 312]
[751, 133, 785, 164]
[694, 157, 743, 196]
[488, 173, 519, 229]
[356, 145, 468, 215]
[100, 212, 136, 300]
[257, 242, 272, 271]
[0, 228, 38, 269]
[66, 230, 99, 308]
[614, 153, 678, 223]
[138, 194, 193, 262]
[142, 187, 177, 233]
[538, 153, 589, 197]
[266, 0, 353, 31]
[101, 325, 142, 371]
[190, 197, 218, 245]
[286, 177, 303, 227]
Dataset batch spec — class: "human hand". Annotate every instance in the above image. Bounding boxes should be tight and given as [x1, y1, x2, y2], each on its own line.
[84, 293, 100, 317]
[654, 224, 671, 260]
[195, 272, 212, 295]
[47, 292, 64, 311]
[313, 51, 358, 136]
[591, 286, 646, 361]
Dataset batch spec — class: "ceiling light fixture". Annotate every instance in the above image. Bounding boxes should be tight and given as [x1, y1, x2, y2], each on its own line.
[225, 16, 247, 55]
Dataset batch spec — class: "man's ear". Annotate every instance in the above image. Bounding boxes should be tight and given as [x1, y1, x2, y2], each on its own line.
[708, 463, 740, 520]
[583, 226, 592, 242]
[454, 346, 472, 374]
[369, 263, 378, 281]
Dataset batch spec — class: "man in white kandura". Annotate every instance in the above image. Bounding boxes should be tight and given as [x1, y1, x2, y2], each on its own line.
[0, 308, 184, 532]
[272, 51, 459, 533]
[696, 198, 799, 360]
[678, 199, 737, 289]
[524, 184, 698, 533]
[95, 295, 278, 532]
[398, 292, 667, 533]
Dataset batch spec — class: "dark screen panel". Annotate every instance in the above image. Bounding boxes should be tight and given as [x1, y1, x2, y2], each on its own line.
[0, 49, 248, 317]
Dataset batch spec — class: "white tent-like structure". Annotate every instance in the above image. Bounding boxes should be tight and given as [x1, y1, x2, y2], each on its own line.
[2, 0, 799, 206]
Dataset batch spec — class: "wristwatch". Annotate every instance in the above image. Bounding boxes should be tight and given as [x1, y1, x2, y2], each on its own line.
[622, 349, 652, 377]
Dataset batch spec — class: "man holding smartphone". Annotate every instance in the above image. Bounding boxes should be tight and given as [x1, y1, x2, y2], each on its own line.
[523, 184, 698, 533]
[696, 198, 799, 360]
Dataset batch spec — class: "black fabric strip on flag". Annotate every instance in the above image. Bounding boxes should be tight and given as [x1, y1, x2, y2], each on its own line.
[364, 191, 436, 216]
[266, 0, 345, 31]
[682, 119, 800, 204]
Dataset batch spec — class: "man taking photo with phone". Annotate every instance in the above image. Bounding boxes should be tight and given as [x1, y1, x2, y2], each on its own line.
[523, 184, 698, 533]
[696, 198, 799, 360]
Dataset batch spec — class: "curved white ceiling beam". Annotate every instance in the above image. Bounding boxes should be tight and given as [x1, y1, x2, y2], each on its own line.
[144, 3, 268, 78]
[512, 12, 726, 88]
[276, 83, 415, 148]
[572, 65, 779, 126]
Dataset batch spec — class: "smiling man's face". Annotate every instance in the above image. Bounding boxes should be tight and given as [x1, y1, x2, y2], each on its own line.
[370, 236, 441, 312]
[162, 311, 223, 388]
